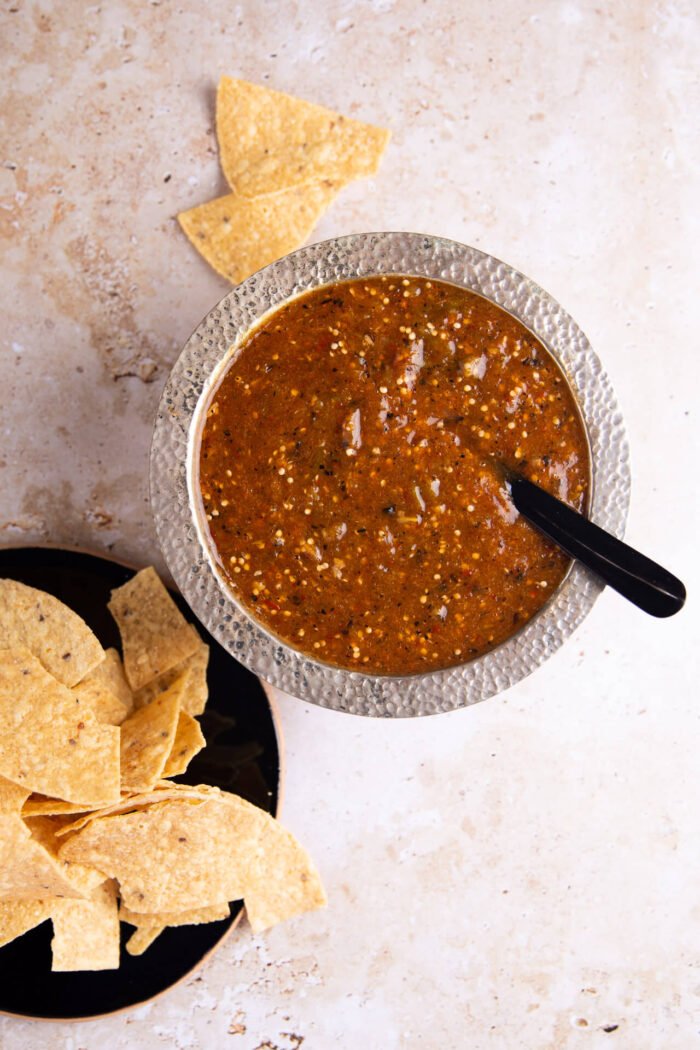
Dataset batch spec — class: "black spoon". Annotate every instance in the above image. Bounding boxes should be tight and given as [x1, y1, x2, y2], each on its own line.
[502, 468, 686, 618]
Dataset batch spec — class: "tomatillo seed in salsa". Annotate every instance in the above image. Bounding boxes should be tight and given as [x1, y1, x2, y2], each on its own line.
[199, 276, 590, 675]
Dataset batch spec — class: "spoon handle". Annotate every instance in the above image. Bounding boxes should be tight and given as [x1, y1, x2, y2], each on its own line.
[508, 475, 686, 618]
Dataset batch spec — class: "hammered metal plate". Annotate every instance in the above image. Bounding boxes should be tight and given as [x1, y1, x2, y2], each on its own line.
[151, 232, 630, 717]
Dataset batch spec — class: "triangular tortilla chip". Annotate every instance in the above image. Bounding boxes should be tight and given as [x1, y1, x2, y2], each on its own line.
[119, 676, 184, 792]
[216, 77, 390, 197]
[162, 710, 206, 778]
[108, 568, 200, 692]
[0, 579, 104, 687]
[0, 648, 120, 807]
[177, 182, 339, 285]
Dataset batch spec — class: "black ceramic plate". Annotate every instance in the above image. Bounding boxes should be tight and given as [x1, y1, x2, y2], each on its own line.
[0, 546, 281, 1020]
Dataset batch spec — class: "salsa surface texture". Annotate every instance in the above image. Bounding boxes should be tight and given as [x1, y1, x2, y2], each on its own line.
[199, 276, 589, 674]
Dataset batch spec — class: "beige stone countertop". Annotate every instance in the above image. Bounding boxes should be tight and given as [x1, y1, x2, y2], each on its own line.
[1, 1, 699, 1047]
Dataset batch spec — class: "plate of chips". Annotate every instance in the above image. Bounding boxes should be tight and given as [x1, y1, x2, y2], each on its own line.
[0, 546, 323, 1020]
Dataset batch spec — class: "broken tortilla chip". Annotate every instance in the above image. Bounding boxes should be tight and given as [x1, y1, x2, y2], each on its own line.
[216, 77, 390, 198]
[0, 579, 104, 687]
[0, 648, 120, 807]
[120, 900, 230, 928]
[125, 924, 164, 956]
[119, 676, 184, 792]
[177, 182, 340, 285]
[122, 900, 230, 955]
[72, 677, 129, 726]
[53, 783, 214, 839]
[162, 710, 206, 778]
[22, 796, 91, 818]
[134, 637, 209, 716]
[50, 879, 120, 971]
[77, 648, 133, 716]
[108, 568, 200, 691]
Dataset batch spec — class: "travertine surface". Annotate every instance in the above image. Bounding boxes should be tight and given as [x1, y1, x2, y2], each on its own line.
[1, 1, 698, 1047]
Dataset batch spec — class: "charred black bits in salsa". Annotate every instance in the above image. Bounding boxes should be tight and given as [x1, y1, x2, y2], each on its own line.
[199, 276, 589, 674]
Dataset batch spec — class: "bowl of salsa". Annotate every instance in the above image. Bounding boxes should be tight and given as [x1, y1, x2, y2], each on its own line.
[151, 233, 630, 716]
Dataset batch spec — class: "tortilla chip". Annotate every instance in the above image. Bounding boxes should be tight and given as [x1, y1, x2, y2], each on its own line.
[77, 647, 133, 716]
[72, 678, 129, 725]
[58, 795, 256, 913]
[177, 182, 339, 285]
[162, 711, 206, 778]
[59, 792, 325, 930]
[244, 818, 327, 932]
[216, 77, 390, 197]
[119, 675, 185, 792]
[53, 783, 214, 838]
[125, 924, 164, 956]
[120, 901, 229, 928]
[0, 775, 30, 815]
[0, 579, 104, 687]
[122, 901, 229, 955]
[0, 899, 53, 947]
[22, 796, 91, 818]
[134, 637, 209, 716]
[0, 816, 86, 900]
[108, 568, 200, 691]
[22, 814, 107, 896]
[50, 879, 120, 971]
[0, 648, 120, 807]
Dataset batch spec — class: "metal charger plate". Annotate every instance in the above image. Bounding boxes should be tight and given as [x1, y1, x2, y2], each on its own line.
[151, 232, 630, 717]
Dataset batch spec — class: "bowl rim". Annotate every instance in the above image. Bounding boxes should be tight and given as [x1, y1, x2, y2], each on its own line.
[150, 231, 631, 717]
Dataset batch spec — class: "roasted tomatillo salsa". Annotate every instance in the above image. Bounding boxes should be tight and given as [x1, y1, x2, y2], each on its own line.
[199, 276, 589, 674]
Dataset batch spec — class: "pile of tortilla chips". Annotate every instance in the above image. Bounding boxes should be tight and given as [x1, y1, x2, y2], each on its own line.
[178, 77, 390, 283]
[0, 568, 325, 971]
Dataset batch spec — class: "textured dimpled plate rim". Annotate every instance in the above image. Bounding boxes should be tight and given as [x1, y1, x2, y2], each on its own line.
[151, 232, 630, 717]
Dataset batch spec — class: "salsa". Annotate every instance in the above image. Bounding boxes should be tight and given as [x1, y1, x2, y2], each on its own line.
[199, 276, 589, 674]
